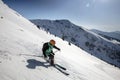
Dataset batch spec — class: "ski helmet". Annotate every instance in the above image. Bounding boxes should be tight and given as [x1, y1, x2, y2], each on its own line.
[50, 39, 56, 46]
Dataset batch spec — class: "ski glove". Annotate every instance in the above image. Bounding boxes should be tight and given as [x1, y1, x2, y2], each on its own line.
[58, 48, 60, 51]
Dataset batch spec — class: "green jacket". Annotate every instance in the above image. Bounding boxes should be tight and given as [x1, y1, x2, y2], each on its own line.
[45, 43, 53, 56]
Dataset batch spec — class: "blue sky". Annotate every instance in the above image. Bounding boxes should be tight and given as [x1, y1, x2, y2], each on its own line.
[2, 0, 120, 32]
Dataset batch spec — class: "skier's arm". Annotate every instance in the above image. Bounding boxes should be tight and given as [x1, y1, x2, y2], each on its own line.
[53, 46, 60, 51]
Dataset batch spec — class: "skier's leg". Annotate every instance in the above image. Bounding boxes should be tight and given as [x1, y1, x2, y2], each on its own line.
[48, 54, 54, 66]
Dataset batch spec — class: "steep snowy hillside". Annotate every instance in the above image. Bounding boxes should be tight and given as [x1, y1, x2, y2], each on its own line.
[91, 29, 120, 42]
[31, 19, 120, 68]
[0, 0, 120, 80]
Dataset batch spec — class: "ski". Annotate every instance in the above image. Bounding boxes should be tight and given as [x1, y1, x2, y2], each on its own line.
[55, 64, 66, 70]
[54, 65, 69, 75]
[44, 60, 69, 75]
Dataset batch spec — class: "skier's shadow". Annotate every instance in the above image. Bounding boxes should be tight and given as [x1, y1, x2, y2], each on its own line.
[26, 59, 50, 69]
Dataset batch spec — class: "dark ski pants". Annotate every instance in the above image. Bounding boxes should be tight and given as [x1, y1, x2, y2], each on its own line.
[48, 54, 54, 65]
[43, 52, 54, 65]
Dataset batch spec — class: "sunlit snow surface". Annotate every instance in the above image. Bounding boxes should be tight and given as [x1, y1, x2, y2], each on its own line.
[0, 1, 120, 80]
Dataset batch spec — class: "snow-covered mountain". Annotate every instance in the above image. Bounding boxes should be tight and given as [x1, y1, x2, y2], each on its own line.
[31, 19, 120, 68]
[91, 29, 120, 42]
[0, 0, 120, 80]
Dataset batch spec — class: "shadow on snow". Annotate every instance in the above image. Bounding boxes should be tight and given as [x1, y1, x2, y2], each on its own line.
[26, 59, 50, 69]
[26, 59, 70, 76]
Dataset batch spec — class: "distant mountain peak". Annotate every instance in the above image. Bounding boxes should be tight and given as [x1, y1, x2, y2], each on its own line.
[91, 29, 120, 42]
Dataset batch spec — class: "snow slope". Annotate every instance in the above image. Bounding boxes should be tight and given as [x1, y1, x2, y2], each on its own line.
[0, 0, 120, 80]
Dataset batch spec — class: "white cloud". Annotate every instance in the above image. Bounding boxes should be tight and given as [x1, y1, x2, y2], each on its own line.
[86, 3, 90, 7]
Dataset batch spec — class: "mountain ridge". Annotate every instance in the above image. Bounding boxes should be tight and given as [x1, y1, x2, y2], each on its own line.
[91, 29, 120, 42]
[31, 19, 120, 68]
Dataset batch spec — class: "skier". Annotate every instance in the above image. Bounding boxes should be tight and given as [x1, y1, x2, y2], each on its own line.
[42, 39, 60, 66]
